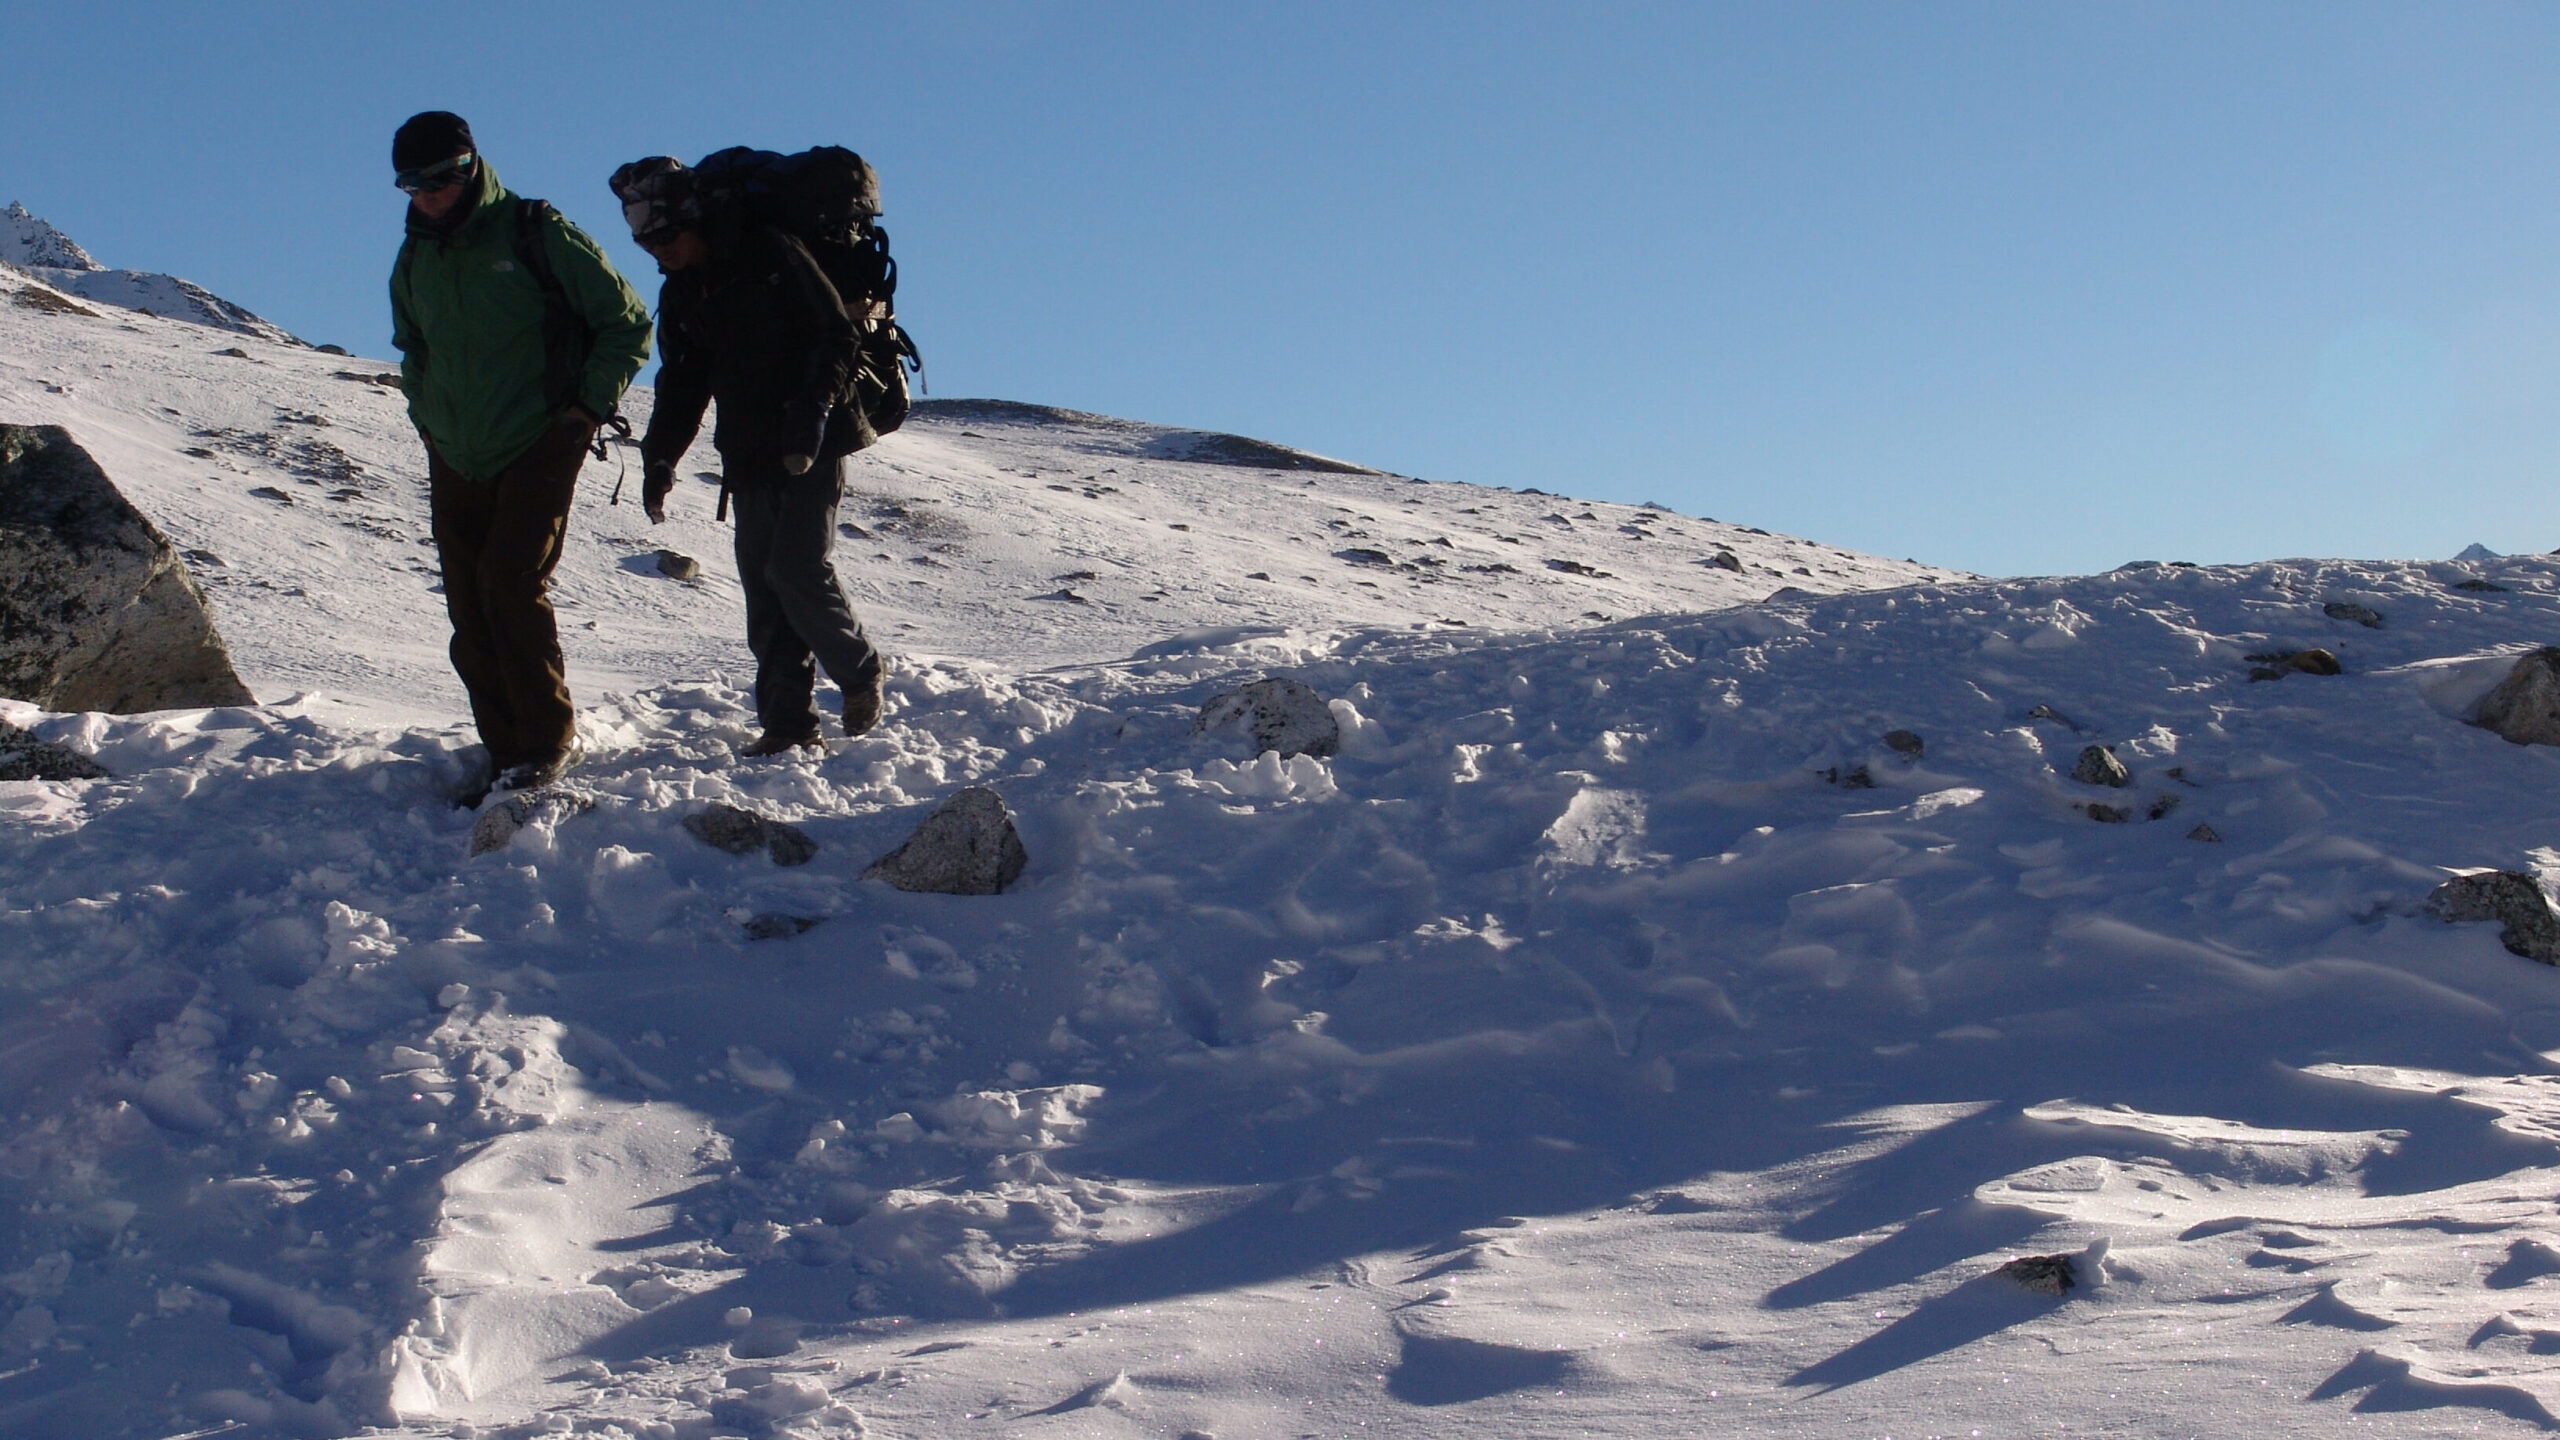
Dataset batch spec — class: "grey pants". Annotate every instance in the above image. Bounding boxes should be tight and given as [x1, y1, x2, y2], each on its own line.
[728, 457, 882, 738]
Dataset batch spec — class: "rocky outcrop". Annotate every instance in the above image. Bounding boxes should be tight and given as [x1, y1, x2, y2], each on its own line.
[0, 426, 254, 713]
[1196, 676, 1339, 759]
[2426, 870, 2560, 963]
[865, 787, 1027, 895]
[2474, 649, 2560, 747]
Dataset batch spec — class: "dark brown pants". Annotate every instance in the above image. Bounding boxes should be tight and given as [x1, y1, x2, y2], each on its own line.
[427, 421, 586, 767]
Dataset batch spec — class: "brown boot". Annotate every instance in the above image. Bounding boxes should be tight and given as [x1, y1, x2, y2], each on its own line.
[740, 731, 823, 759]
[843, 671, 886, 737]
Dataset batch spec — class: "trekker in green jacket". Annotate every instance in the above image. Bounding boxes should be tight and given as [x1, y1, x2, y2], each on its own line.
[389, 111, 651, 796]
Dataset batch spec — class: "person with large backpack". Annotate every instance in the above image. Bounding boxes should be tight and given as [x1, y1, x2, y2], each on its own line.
[390, 111, 652, 795]
[615, 152, 898, 751]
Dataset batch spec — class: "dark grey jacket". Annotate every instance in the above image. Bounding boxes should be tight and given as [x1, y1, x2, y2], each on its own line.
[640, 222, 862, 475]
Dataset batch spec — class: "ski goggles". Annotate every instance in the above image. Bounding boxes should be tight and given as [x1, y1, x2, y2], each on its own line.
[395, 153, 478, 194]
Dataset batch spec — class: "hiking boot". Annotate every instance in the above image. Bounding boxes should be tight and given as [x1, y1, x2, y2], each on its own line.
[496, 736, 583, 792]
[843, 671, 886, 737]
[740, 731, 824, 759]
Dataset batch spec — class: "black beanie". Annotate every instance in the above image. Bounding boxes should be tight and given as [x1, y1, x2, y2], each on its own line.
[393, 112, 476, 172]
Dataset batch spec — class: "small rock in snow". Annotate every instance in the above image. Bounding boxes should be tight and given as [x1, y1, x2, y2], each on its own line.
[2454, 577, 2509, 593]
[2322, 601, 2384, 628]
[2027, 704, 2078, 729]
[2186, 823, 2223, 842]
[743, 914, 824, 940]
[435, 983, 471, 1009]
[2425, 870, 2560, 963]
[0, 720, 107, 781]
[2247, 647, 2341, 680]
[468, 787, 594, 856]
[1701, 551, 1744, 573]
[2146, 794, 2180, 820]
[2473, 648, 2560, 747]
[1882, 729, 1924, 759]
[2072, 745, 2131, 788]
[1196, 676, 1340, 759]
[655, 549, 700, 581]
[2086, 802, 2131, 823]
[1996, 1252, 2078, 1296]
[864, 786, 1028, 896]
[684, 802, 818, 866]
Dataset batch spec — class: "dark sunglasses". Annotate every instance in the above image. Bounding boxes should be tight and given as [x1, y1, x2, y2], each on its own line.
[395, 153, 478, 195]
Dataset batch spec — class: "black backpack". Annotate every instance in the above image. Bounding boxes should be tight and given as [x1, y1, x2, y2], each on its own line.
[691, 146, 924, 437]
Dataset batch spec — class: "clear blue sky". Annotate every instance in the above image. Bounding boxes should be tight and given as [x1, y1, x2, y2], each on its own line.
[6, 2, 2555, 577]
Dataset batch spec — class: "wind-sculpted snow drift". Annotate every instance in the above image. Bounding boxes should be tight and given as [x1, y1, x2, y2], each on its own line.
[7, 232, 2560, 1439]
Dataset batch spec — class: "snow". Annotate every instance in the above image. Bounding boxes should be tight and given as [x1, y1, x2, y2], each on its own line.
[5, 228, 2560, 1439]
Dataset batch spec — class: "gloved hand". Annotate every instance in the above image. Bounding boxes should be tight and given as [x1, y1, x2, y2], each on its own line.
[781, 454, 814, 476]
[642, 459, 674, 523]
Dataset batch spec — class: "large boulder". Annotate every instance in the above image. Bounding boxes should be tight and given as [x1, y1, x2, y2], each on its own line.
[2475, 648, 2560, 747]
[0, 425, 253, 712]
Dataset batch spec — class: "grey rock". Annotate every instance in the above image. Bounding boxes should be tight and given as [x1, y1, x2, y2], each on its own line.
[1882, 729, 1924, 759]
[2323, 601, 2384, 628]
[2072, 745, 2131, 788]
[2186, 823, 2223, 842]
[2247, 648, 2342, 680]
[1997, 1253, 2078, 1297]
[2426, 870, 2560, 963]
[2146, 794, 2181, 820]
[0, 720, 106, 780]
[683, 802, 818, 867]
[0, 425, 254, 712]
[1701, 550, 1744, 573]
[655, 549, 700, 581]
[468, 787, 595, 857]
[1821, 764, 1876, 789]
[743, 914, 824, 940]
[1195, 676, 1339, 759]
[2454, 578, 2509, 593]
[864, 786, 1027, 896]
[2086, 802, 2130, 823]
[2473, 648, 2560, 747]
[2026, 704, 2078, 729]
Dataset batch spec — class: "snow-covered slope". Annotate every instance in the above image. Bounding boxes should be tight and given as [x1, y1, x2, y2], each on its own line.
[0, 289, 1956, 722]
[8, 240, 2560, 1440]
[3, 201, 301, 344]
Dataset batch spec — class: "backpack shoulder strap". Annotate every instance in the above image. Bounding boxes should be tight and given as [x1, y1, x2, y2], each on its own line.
[513, 198, 566, 304]
[512, 198, 630, 460]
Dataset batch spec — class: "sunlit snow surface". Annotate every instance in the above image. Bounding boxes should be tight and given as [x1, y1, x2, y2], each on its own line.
[7, 272, 2560, 1439]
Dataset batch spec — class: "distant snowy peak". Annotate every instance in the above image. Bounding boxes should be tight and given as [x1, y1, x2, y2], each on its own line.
[1, 200, 300, 345]
[2455, 542, 2502, 562]
[1, 201, 99, 271]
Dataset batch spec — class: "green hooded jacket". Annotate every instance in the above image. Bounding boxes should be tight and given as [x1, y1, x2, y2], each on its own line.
[389, 160, 652, 482]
